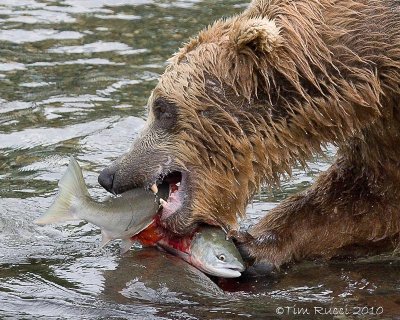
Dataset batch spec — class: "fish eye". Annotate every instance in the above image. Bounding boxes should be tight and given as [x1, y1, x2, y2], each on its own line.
[217, 254, 226, 262]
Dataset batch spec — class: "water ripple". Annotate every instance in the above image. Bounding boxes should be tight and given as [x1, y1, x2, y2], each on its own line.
[48, 41, 134, 54]
[0, 29, 83, 43]
[0, 117, 118, 150]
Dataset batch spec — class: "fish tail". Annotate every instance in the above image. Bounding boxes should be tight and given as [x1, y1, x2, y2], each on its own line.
[35, 156, 89, 225]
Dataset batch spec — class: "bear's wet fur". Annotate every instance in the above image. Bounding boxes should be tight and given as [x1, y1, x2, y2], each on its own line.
[100, 0, 400, 267]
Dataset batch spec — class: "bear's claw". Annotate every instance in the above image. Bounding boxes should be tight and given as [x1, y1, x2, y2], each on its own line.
[227, 229, 256, 265]
[228, 229, 276, 275]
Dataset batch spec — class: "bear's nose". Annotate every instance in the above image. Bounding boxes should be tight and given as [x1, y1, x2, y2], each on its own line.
[98, 167, 116, 194]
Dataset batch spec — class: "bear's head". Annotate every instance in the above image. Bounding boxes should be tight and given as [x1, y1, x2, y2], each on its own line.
[98, 8, 314, 235]
[98, 14, 285, 235]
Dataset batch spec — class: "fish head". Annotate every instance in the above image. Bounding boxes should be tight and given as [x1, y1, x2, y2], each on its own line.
[189, 227, 245, 278]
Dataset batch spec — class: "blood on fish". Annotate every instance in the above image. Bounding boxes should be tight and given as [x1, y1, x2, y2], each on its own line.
[131, 220, 164, 246]
[161, 232, 193, 254]
[131, 213, 194, 253]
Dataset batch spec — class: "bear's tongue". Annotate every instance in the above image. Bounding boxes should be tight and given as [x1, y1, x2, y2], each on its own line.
[158, 173, 184, 220]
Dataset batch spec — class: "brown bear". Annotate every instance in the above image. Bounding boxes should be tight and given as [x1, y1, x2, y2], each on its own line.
[98, 0, 400, 269]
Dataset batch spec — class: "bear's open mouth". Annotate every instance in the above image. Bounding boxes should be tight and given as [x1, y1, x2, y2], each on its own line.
[153, 171, 187, 221]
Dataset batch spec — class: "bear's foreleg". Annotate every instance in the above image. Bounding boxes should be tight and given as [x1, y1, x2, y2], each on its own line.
[234, 154, 400, 269]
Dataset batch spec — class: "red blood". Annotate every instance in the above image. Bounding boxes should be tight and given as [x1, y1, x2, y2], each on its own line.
[159, 232, 193, 254]
[131, 211, 194, 253]
[131, 220, 164, 246]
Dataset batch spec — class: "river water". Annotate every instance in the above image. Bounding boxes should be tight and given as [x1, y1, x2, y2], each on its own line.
[0, 1, 399, 319]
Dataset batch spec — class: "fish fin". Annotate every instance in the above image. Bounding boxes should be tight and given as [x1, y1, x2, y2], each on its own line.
[120, 239, 135, 255]
[58, 156, 90, 197]
[34, 156, 88, 225]
[100, 230, 113, 248]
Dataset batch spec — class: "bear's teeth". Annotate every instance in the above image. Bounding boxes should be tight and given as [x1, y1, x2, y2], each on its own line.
[160, 198, 167, 206]
[151, 184, 158, 194]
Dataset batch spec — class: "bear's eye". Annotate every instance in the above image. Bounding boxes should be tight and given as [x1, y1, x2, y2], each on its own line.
[152, 98, 177, 128]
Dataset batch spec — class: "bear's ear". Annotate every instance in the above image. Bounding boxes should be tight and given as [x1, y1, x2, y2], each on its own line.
[231, 18, 282, 54]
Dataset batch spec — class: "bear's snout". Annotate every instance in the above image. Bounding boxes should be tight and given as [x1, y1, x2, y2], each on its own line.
[98, 157, 146, 195]
[98, 166, 116, 194]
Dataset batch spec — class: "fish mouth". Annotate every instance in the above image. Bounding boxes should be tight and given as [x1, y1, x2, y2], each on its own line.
[195, 262, 244, 278]
[189, 252, 244, 278]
